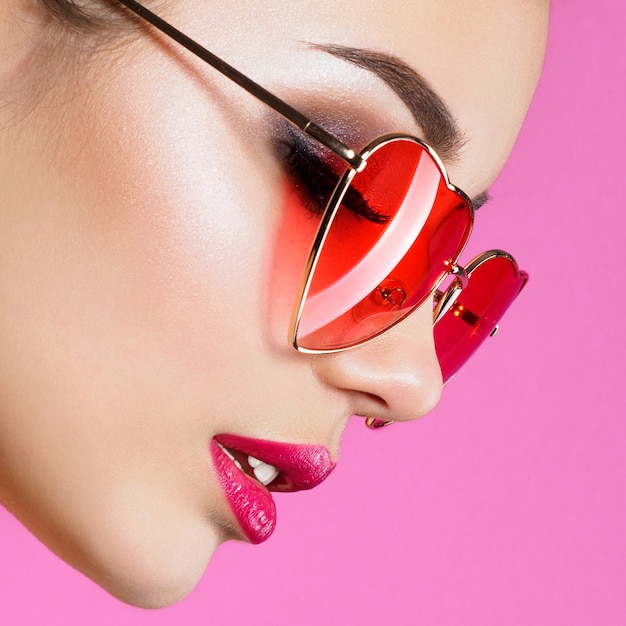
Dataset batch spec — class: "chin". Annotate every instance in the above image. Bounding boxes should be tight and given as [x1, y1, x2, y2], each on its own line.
[98, 564, 209, 609]
[93, 549, 214, 609]
[49, 514, 222, 609]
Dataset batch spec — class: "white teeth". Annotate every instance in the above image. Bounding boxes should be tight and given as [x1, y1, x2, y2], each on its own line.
[249, 455, 280, 486]
[218, 444, 279, 485]
[247, 455, 262, 468]
[217, 443, 242, 471]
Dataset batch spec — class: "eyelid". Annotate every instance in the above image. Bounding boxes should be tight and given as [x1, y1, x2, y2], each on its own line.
[273, 127, 343, 215]
[275, 121, 344, 166]
[275, 127, 390, 225]
[269, 103, 376, 154]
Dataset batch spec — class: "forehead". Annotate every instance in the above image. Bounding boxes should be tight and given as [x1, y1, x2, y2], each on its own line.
[183, 0, 547, 196]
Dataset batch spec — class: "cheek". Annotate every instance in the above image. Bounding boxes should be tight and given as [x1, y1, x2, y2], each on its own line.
[266, 183, 322, 345]
[0, 80, 285, 605]
[0, 175, 243, 606]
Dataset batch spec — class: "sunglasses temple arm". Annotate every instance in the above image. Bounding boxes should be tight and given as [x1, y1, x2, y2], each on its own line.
[116, 0, 365, 171]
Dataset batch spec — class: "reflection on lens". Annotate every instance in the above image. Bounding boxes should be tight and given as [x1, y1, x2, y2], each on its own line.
[295, 136, 473, 352]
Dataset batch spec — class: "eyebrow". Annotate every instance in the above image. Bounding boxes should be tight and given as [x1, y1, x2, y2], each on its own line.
[115, 0, 489, 209]
[317, 44, 465, 161]
[316, 44, 490, 209]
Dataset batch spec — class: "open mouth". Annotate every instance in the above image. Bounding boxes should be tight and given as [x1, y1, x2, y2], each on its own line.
[210, 434, 335, 544]
[216, 442, 280, 487]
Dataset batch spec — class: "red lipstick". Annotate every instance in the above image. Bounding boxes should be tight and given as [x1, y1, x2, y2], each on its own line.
[210, 435, 335, 544]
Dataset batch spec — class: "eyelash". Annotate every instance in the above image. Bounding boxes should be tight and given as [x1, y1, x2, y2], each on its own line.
[278, 133, 389, 224]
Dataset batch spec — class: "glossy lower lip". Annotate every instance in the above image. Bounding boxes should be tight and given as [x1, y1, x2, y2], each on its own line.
[210, 434, 335, 544]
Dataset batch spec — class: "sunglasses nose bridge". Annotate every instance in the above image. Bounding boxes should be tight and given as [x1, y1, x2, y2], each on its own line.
[433, 263, 468, 323]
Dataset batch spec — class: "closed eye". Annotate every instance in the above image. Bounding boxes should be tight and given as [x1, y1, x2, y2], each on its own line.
[276, 130, 389, 224]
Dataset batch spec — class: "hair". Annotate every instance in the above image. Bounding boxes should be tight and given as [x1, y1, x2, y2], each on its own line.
[7, 0, 141, 113]
[38, 0, 124, 30]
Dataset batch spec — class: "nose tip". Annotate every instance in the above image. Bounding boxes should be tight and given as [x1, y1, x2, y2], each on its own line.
[312, 303, 443, 424]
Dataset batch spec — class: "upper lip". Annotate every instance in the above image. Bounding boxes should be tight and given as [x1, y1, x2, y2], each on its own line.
[214, 433, 336, 492]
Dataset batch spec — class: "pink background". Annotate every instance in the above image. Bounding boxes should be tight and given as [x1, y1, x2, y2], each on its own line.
[1, 1, 624, 624]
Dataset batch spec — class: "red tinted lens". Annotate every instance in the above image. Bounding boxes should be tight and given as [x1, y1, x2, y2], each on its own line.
[434, 254, 528, 382]
[295, 137, 473, 351]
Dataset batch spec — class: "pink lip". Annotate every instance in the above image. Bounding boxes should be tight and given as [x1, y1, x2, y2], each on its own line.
[210, 434, 335, 544]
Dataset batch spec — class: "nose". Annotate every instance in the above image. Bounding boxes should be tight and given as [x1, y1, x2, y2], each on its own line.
[312, 301, 443, 424]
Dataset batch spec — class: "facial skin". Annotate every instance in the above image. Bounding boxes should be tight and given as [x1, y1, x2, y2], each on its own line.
[0, 0, 548, 608]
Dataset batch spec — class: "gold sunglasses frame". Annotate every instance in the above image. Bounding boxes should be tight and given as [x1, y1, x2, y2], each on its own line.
[290, 133, 475, 354]
[114, 0, 525, 364]
[433, 249, 528, 326]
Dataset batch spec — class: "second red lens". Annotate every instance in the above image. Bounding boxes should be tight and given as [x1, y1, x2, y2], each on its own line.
[434, 252, 528, 382]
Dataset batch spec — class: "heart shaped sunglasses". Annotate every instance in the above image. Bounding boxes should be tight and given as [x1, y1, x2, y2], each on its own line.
[116, 0, 528, 415]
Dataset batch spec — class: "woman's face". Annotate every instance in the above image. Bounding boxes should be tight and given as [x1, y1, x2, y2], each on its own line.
[0, 0, 548, 608]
